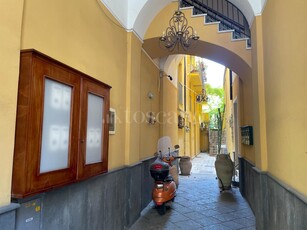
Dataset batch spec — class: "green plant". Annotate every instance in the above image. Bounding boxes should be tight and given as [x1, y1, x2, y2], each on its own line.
[205, 84, 224, 129]
[217, 105, 225, 154]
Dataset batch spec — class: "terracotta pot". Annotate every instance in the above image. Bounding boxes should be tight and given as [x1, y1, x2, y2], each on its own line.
[179, 156, 192, 175]
[169, 165, 179, 188]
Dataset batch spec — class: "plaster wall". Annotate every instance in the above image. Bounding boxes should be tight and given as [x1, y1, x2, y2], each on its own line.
[224, 68, 254, 162]
[0, 0, 163, 208]
[0, 0, 24, 206]
[239, 68, 255, 163]
[224, 69, 235, 155]
[140, 51, 160, 159]
[159, 77, 178, 147]
[21, 0, 129, 169]
[262, 0, 307, 195]
[251, 16, 268, 171]
[125, 32, 143, 165]
[144, 2, 251, 69]
[100, 0, 264, 39]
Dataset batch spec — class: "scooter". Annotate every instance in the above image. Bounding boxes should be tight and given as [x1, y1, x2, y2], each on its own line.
[150, 136, 180, 215]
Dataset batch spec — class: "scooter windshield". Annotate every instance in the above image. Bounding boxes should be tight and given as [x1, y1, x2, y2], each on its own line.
[157, 136, 173, 157]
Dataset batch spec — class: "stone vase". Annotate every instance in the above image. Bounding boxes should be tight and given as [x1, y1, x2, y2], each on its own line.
[179, 156, 192, 175]
[215, 154, 234, 190]
[169, 165, 179, 188]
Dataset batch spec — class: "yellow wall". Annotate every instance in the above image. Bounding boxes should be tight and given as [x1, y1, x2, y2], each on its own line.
[224, 69, 235, 156]
[140, 51, 160, 159]
[188, 72, 202, 158]
[232, 73, 242, 157]
[0, 0, 24, 206]
[21, 0, 130, 169]
[144, 2, 251, 68]
[175, 56, 202, 158]
[159, 77, 178, 147]
[224, 67, 256, 163]
[239, 72, 255, 163]
[251, 16, 268, 170]
[177, 61, 185, 153]
[125, 32, 143, 165]
[261, 0, 307, 195]
[0, 0, 163, 207]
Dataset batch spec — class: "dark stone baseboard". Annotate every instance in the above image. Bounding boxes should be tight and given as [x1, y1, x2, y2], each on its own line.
[239, 157, 307, 230]
[0, 157, 155, 230]
[0, 203, 20, 230]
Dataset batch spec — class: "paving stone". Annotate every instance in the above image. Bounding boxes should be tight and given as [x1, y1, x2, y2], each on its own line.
[193, 216, 222, 226]
[128, 153, 256, 230]
[173, 219, 203, 229]
[202, 223, 232, 230]
[202, 209, 221, 217]
[221, 220, 245, 229]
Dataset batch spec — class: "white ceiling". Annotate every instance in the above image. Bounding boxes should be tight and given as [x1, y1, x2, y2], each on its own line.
[100, 0, 267, 40]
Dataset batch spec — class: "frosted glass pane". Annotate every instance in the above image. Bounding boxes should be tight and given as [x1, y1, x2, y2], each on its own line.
[86, 93, 104, 164]
[40, 79, 72, 173]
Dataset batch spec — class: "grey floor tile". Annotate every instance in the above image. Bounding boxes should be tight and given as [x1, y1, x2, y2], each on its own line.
[193, 216, 222, 226]
[174, 219, 203, 229]
[239, 227, 256, 230]
[183, 211, 207, 220]
[201, 223, 232, 230]
[221, 220, 245, 229]
[234, 217, 255, 228]
[212, 213, 238, 222]
[128, 153, 256, 230]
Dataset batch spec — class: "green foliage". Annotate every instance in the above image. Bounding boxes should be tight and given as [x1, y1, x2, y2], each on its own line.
[206, 84, 224, 99]
[205, 84, 224, 129]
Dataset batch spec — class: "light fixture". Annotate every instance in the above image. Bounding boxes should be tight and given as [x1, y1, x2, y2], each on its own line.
[159, 0, 199, 52]
[147, 91, 156, 125]
[196, 88, 208, 103]
[147, 112, 157, 125]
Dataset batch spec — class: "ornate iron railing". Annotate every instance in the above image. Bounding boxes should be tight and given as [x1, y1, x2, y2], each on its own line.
[181, 0, 251, 47]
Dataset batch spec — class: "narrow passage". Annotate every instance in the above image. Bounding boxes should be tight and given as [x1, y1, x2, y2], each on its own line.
[129, 153, 256, 230]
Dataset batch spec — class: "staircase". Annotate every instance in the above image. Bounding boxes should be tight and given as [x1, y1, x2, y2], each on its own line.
[181, 0, 251, 48]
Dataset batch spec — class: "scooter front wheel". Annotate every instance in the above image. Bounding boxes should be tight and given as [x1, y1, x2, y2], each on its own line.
[157, 203, 166, 215]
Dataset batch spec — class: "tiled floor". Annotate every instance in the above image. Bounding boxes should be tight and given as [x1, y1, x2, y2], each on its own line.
[129, 153, 256, 230]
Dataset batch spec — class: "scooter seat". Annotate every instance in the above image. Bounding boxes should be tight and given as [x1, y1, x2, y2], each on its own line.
[164, 175, 173, 182]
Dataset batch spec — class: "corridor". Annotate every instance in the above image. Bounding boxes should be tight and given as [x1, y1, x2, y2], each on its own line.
[129, 153, 256, 230]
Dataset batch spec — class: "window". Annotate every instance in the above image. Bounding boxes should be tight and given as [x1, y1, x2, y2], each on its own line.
[77, 79, 110, 180]
[12, 50, 111, 198]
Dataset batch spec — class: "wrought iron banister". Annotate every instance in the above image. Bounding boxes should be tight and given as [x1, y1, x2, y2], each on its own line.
[181, 0, 251, 47]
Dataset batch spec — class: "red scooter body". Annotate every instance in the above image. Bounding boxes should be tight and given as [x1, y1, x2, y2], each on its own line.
[150, 137, 180, 215]
[152, 180, 176, 206]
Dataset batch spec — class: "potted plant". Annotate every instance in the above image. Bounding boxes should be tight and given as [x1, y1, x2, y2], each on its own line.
[214, 106, 234, 192]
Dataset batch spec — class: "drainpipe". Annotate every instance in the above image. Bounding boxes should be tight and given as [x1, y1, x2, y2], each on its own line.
[184, 56, 187, 156]
[184, 56, 187, 112]
[230, 70, 233, 100]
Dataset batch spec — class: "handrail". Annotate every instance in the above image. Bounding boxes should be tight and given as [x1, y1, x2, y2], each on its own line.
[181, 0, 251, 47]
